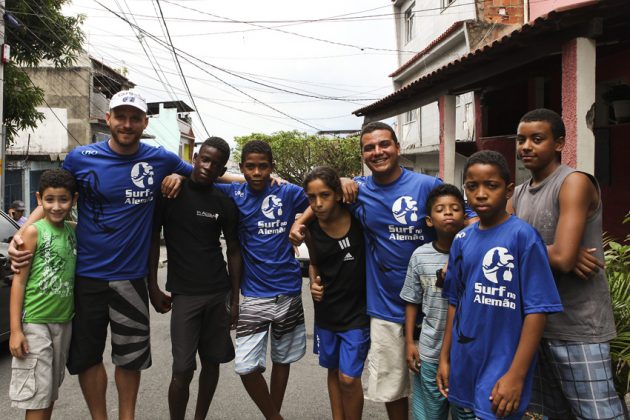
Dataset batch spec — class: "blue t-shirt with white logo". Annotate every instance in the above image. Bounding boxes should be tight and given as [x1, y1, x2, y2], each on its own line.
[351, 169, 441, 323]
[215, 182, 308, 297]
[443, 216, 562, 419]
[63, 141, 192, 280]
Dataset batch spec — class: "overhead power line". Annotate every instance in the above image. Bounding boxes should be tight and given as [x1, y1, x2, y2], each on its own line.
[153, 0, 211, 138]
[116, 0, 179, 103]
[95, 2, 379, 103]
[12, 3, 175, 149]
[93, 1, 335, 131]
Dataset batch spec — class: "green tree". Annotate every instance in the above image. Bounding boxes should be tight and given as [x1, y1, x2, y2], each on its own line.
[3, 0, 84, 143]
[234, 131, 362, 185]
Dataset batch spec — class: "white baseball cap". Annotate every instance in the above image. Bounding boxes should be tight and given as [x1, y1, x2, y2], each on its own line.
[109, 90, 148, 113]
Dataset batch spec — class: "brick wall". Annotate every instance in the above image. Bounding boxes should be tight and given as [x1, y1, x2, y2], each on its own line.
[477, 0, 524, 25]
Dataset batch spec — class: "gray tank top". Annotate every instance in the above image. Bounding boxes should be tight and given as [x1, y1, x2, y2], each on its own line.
[512, 164, 616, 342]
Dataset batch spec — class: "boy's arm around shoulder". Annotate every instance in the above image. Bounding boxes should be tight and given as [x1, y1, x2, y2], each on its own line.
[548, 172, 600, 274]
[9, 225, 38, 358]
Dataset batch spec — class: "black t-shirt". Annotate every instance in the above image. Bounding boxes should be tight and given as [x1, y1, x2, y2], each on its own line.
[154, 178, 239, 295]
[308, 215, 368, 331]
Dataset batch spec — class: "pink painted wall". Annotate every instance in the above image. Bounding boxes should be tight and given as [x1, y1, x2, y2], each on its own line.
[438, 97, 445, 179]
[561, 39, 578, 168]
[529, 0, 594, 21]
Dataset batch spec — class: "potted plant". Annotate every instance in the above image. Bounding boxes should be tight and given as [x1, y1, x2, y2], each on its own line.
[603, 84, 630, 123]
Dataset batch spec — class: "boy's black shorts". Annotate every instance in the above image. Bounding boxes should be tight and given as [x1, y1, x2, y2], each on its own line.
[170, 290, 235, 374]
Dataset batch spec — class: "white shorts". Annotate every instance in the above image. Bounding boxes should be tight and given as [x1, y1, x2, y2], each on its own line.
[234, 295, 306, 375]
[365, 317, 410, 402]
[10, 322, 72, 410]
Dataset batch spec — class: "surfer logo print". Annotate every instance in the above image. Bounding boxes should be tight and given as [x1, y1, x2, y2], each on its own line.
[258, 194, 288, 235]
[475, 247, 517, 310]
[388, 195, 425, 241]
[125, 162, 155, 205]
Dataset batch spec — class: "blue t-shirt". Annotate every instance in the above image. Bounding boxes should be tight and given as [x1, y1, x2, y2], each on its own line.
[215, 182, 308, 297]
[442, 216, 562, 419]
[63, 141, 192, 280]
[351, 169, 441, 323]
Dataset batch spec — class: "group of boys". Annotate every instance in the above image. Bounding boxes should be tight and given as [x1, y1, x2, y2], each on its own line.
[6, 87, 624, 420]
[292, 114, 623, 420]
[7, 90, 311, 420]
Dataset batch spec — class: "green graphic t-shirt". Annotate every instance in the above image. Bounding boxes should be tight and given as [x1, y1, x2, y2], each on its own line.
[22, 219, 76, 323]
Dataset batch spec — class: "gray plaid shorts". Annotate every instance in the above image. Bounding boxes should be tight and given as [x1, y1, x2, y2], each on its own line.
[528, 339, 625, 419]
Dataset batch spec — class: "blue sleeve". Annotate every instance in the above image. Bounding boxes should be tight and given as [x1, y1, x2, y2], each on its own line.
[347, 177, 365, 215]
[62, 149, 76, 174]
[292, 184, 309, 213]
[464, 204, 477, 219]
[164, 149, 192, 176]
[518, 229, 563, 315]
[442, 240, 461, 306]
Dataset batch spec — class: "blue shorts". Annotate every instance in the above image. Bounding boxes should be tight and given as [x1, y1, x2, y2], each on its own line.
[314, 325, 370, 378]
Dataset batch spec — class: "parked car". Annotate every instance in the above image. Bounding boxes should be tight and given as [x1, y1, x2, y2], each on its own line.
[295, 242, 310, 278]
[0, 211, 20, 342]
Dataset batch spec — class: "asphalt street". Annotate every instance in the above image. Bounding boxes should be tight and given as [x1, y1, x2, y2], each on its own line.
[0, 246, 387, 419]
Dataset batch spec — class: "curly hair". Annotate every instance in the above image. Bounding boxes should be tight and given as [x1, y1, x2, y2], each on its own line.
[38, 168, 77, 196]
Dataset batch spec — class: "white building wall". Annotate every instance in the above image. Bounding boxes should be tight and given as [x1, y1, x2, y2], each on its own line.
[395, 0, 477, 65]
[397, 36, 469, 87]
[456, 92, 475, 141]
[392, 0, 476, 174]
[421, 103, 440, 146]
[9, 108, 69, 155]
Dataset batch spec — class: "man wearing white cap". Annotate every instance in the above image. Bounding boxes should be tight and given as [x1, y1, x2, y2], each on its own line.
[10, 90, 192, 420]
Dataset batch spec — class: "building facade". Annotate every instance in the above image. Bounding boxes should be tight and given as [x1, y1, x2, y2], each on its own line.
[6, 54, 133, 212]
[390, 0, 523, 180]
[356, 0, 630, 239]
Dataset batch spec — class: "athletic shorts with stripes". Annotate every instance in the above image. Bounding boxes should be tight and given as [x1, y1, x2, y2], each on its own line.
[234, 295, 306, 375]
[67, 277, 151, 375]
[528, 339, 625, 420]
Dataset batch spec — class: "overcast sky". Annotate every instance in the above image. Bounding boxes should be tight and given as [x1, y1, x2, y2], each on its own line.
[63, 0, 399, 145]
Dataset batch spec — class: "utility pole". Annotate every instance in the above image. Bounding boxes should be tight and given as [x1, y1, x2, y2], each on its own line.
[0, 0, 6, 212]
